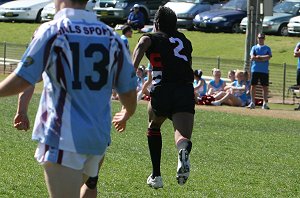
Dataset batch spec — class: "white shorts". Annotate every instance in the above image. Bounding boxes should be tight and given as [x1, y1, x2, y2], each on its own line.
[34, 143, 105, 177]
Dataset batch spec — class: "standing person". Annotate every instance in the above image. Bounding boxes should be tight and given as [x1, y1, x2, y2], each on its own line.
[127, 4, 145, 33]
[120, 25, 133, 51]
[3, 0, 137, 197]
[247, 33, 272, 110]
[132, 6, 194, 188]
[293, 42, 300, 86]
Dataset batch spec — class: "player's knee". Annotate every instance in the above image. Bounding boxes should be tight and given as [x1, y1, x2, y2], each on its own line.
[85, 176, 98, 189]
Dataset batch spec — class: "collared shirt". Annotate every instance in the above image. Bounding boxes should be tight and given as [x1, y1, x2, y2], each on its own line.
[15, 8, 137, 155]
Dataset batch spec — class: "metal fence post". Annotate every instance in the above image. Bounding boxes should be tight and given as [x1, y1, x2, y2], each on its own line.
[3, 41, 6, 74]
[282, 62, 286, 104]
[217, 56, 220, 69]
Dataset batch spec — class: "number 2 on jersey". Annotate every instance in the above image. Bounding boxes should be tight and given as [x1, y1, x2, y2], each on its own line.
[169, 37, 188, 62]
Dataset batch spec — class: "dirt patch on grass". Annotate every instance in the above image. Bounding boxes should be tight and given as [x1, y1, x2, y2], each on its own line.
[138, 100, 300, 121]
[197, 105, 300, 121]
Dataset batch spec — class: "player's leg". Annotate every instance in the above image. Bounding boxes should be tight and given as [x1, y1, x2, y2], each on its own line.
[248, 72, 258, 108]
[146, 102, 166, 188]
[80, 156, 105, 198]
[172, 112, 194, 185]
[43, 162, 83, 198]
[260, 73, 270, 109]
[171, 84, 195, 185]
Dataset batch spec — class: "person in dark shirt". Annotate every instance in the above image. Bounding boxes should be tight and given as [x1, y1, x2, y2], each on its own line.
[132, 6, 194, 188]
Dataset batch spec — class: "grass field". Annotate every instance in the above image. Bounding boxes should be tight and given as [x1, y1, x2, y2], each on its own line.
[0, 22, 300, 66]
[0, 93, 299, 197]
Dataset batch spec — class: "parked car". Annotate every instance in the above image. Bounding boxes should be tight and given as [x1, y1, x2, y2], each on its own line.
[93, 0, 169, 26]
[0, 0, 14, 6]
[0, 0, 52, 23]
[240, 0, 300, 36]
[193, 0, 246, 33]
[288, 15, 300, 35]
[164, 0, 226, 30]
[41, 0, 98, 22]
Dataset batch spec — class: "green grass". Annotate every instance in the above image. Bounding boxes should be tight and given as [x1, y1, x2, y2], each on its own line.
[0, 94, 299, 197]
[0, 22, 300, 65]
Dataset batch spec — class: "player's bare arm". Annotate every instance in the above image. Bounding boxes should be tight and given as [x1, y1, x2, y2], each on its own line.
[112, 89, 137, 132]
[0, 73, 31, 97]
[14, 85, 35, 131]
[132, 36, 152, 69]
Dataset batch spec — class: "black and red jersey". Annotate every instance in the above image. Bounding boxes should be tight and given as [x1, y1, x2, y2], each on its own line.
[144, 31, 193, 86]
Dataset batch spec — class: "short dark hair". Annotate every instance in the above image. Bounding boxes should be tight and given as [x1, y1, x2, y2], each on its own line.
[194, 69, 202, 78]
[122, 25, 132, 35]
[154, 6, 177, 34]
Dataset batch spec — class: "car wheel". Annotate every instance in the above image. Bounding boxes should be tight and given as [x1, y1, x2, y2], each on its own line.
[278, 24, 288, 36]
[35, 9, 42, 23]
[231, 23, 240, 33]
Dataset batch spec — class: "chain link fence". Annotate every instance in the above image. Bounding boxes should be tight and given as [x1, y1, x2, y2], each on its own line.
[0, 42, 298, 104]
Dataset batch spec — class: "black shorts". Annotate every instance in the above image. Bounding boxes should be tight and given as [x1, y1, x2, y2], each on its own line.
[150, 83, 195, 118]
[251, 72, 269, 86]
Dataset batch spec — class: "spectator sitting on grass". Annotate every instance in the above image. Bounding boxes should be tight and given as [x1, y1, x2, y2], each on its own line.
[193, 69, 207, 102]
[207, 68, 226, 97]
[227, 70, 236, 83]
[127, 4, 145, 33]
[211, 70, 248, 107]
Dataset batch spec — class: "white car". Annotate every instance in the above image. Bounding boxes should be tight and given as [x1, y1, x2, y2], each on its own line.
[41, 0, 98, 22]
[288, 15, 300, 35]
[0, 0, 52, 23]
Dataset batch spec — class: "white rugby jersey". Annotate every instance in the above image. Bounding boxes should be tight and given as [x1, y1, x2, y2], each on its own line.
[14, 8, 137, 155]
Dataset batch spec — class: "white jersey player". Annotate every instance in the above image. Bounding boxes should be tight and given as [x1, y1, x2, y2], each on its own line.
[0, 0, 137, 197]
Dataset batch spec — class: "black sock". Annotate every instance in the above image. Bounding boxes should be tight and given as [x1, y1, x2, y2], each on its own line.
[147, 128, 162, 177]
[177, 139, 192, 154]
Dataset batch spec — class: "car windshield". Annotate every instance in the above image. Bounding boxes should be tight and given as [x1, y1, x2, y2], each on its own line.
[222, 0, 246, 11]
[273, 1, 300, 14]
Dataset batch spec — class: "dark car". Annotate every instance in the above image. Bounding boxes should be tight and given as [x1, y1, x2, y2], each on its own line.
[93, 0, 169, 25]
[164, 0, 226, 30]
[193, 0, 246, 33]
[0, 0, 14, 5]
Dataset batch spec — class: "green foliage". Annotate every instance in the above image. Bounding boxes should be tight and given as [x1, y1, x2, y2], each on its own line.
[0, 95, 299, 197]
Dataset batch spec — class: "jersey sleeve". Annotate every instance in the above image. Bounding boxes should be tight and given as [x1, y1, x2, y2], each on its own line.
[294, 43, 300, 53]
[114, 37, 137, 94]
[14, 25, 50, 85]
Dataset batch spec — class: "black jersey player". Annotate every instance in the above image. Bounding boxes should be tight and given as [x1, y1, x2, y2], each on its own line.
[132, 6, 194, 188]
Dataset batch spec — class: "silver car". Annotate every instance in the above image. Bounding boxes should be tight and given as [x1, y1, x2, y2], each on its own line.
[240, 0, 300, 36]
[41, 0, 98, 22]
[0, 0, 52, 23]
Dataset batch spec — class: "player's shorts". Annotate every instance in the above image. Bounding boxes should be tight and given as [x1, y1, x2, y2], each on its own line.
[150, 83, 195, 118]
[34, 143, 105, 177]
[251, 72, 269, 86]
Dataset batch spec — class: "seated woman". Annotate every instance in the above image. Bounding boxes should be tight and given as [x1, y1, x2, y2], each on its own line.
[211, 70, 248, 107]
[207, 68, 226, 97]
[193, 69, 207, 101]
[141, 63, 153, 100]
[136, 65, 146, 100]
[227, 70, 236, 83]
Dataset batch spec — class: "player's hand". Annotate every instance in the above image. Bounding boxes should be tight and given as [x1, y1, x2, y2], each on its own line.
[14, 113, 30, 131]
[112, 109, 130, 132]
